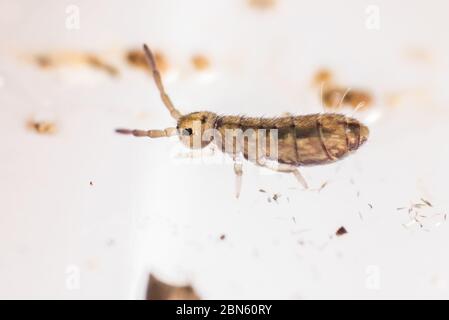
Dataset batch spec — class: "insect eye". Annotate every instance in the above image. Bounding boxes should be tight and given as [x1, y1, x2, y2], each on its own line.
[182, 128, 193, 136]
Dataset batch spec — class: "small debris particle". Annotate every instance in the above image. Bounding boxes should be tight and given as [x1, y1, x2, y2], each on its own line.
[272, 193, 281, 203]
[89, 181, 94, 186]
[259, 189, 266, 193]
[267, 197, 272, 203]
[398, 198, 446, 231]
[86, 54, 119, 77]
[248, 0, 276, 10]
[292, 216, 296, 224]
[28, 120, 57, 135]
[147, 274, 200, 300]
[397, 207, 406, 211]
[219, 234, 226, 240]
[318, 181, 328, 192]
[421, 198, 433, 207]
[335, 226, 348, 237]
[191, 54, 210, 71]
[368, 203, 373, 209]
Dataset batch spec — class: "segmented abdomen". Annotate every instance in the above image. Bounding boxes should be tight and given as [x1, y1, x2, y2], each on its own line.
[213, 113, 368, 166]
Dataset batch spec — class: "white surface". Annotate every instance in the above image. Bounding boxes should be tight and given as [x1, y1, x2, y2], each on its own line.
[0, 0, 449, 299]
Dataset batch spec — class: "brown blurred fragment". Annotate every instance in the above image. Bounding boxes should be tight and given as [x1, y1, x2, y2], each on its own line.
[312, 68, 333, 86]
[249, 0, 276, 10]
[35, 55, 53, 68]
[86, 54, 119, 77]
[323, 87, 372, 110]
[191, 54, 210, 71]
[126, 49, 168, 73]
[33, 52, 118, 77]
[313, 68, 373, 110]
[146, 274, 200, 300]
[28, 120, 57, 135]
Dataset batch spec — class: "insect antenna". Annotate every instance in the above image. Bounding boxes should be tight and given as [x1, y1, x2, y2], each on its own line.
[115, 127, 177, 138]
[143, 44, 182, 121]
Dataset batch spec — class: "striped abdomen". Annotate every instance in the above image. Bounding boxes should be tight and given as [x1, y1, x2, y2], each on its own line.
[213, 113, 369, 166]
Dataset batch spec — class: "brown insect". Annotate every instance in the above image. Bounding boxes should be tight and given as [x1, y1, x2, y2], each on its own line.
[116, 44, 369, 198]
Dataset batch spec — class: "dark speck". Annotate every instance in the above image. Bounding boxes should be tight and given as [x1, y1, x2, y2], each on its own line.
[335, 226, 348, 237]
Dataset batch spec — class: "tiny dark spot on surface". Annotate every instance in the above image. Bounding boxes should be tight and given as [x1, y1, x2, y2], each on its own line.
[28, 120, 57, 134]
[259, 189, 266, 193]
[219, 234, 226, 240]
[89, 181, 93, 186]
[273, 193, 281, 203]
[368, 203, 373, 209]
[335, 226, 348, 237]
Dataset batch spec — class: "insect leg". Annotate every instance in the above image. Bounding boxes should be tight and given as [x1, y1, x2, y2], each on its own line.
[115, 127, 177, 138]
[258, 160, 308, 189]
[233, 161, 243, 199]
[231, 150, 243, 199]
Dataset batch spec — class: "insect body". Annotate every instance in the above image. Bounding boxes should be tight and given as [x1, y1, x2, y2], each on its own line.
[117, 45, 369, 198]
